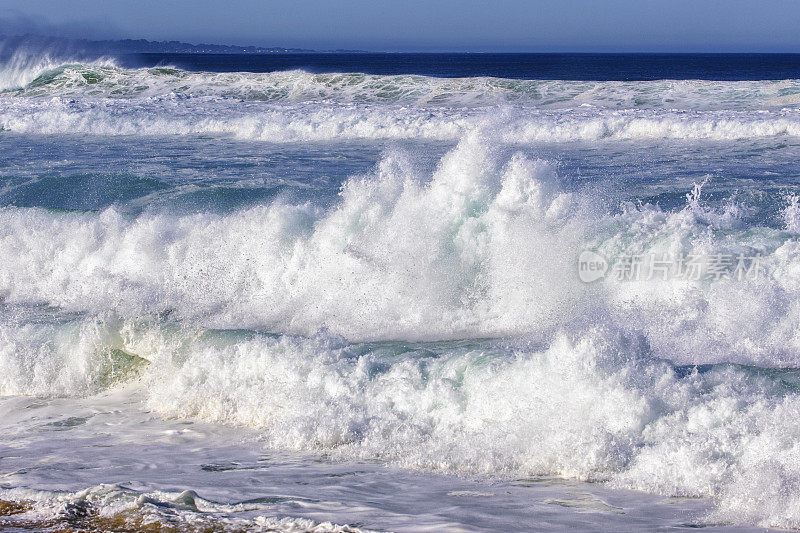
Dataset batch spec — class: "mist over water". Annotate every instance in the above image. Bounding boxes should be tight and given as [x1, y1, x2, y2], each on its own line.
[4, 43, 800, 531]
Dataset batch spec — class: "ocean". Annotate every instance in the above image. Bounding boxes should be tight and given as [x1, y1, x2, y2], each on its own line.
[2, 51, 800, 531]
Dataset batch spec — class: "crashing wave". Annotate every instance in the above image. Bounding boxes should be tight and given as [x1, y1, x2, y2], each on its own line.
[3, 60, 800, 109]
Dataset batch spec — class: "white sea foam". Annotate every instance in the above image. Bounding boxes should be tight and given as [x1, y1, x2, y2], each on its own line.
[0, 139, 591, 341]
[149, 328, 800, 529]
[0, 137, 798, 361]
[4, 315, 800, 528]
[4, 95, 800, 143]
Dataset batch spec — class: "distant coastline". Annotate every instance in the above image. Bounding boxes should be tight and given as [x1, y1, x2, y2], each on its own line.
[0, 34, 366, 54]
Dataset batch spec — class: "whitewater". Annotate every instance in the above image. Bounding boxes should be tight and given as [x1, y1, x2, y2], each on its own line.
[3, 51, 800, 531]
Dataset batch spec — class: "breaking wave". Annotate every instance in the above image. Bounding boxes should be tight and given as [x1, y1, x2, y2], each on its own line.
[5, 138, 800, 527]
[5, 97, 800, 143]
[0, 137, 797, 356]
[3, 59, 800, 109]
[0, 484, 372, 532]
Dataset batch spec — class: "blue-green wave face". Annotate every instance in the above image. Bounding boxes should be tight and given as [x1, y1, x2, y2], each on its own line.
[5, 60, 800, 109]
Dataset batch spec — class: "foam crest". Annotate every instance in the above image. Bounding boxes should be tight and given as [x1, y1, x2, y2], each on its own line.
[0, 48, 116, 92]
[5, 97, 800, 143]
[6, 310, 800, 527]
[140, 326, 800, 529]
[0, 138, 592, 341]
[5, 62, 800, 110]
[2, 138, 800, 364]
[12, 319, 794, 528]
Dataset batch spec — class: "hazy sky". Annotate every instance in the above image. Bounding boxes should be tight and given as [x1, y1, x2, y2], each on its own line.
[3, 0, 800, 52]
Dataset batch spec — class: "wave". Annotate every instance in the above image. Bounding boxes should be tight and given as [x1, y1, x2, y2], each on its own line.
[4, 60, 800, 109]
[4, 97, 800, 142]
[3, 315, 800, 528]
[5, 139, 800, 527]
[0, 47, 116, 92]
[5, 56, 800, 145]
[1, 137, 798, 360]
[0, 484, 371, 532]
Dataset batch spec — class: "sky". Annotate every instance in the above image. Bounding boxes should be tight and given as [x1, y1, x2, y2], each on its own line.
[2, 0, 800, 52]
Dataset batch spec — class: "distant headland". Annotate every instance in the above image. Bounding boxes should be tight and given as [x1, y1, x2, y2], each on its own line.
[0, 34, 366, 54]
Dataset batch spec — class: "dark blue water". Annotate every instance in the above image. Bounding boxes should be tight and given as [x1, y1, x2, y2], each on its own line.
[119, 52, 800, 80]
